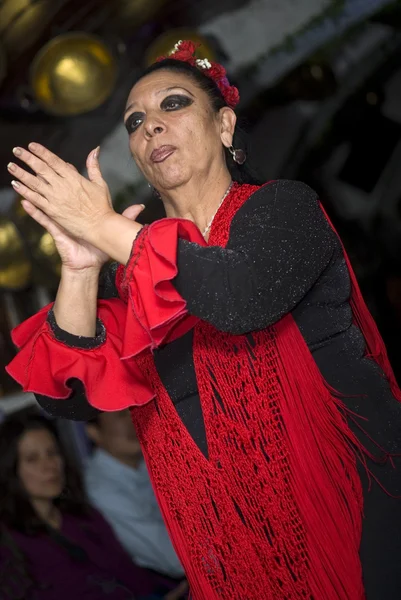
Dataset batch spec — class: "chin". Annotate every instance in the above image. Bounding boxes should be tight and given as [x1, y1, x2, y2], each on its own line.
[42, 482, 64, 498]
[154, 166, 190, 191]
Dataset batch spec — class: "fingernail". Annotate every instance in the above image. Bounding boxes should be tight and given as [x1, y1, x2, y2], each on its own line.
[140, 204, 145, 210]
[11, 180, 20, 188]
[28, 142, 37, 151]
[93, 146, 100, 159]
[13, 147, 22, 157]
[7, 162, 16, 171]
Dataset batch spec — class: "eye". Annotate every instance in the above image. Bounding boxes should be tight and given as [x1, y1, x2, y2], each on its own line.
[161, 94, 193, 111]
[125, 113, 144, 134]
[24, 453, 39, 463]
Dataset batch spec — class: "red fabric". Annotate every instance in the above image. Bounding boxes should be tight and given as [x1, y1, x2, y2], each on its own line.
[117, 219, 205, 358]
[6, 300, 153, 410]
[157, 40, 240, 109]
[6, 220, 205, 411]
[128, 181, 396, 599]
[7, 182, 401, 599]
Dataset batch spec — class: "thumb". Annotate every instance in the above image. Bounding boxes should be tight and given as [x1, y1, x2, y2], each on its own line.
[122, 204, 146, 221]
[86, 147, 104, 184]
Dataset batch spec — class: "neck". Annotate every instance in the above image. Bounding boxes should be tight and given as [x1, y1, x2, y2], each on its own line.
[161, 166, 232, 234]
[32, 498, 61, 529]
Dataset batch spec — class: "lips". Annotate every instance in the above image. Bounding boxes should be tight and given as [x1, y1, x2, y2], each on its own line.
[150, 145, 176, 163]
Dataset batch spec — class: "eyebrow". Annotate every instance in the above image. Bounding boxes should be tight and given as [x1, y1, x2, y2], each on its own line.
[124, 86, 194, 117]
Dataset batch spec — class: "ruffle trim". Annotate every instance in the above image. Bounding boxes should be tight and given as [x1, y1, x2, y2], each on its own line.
[6, 299, 153, 410]
[118, 219, 206, 358]
[7, 218, 206, 411]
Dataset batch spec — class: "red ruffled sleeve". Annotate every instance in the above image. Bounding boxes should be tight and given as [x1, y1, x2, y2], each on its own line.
[6, 299, 153, 410]
[117, 219, 206, 359]
[6, 218, 206, 411]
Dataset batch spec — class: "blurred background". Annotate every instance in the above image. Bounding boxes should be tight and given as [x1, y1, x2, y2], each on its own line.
[1, 0, 401, 418]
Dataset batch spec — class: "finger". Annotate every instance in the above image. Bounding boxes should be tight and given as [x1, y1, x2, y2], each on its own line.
[20, 200, 63, 238]
[121, 204, 145, 221]
[66, 162, 79, 172]
[11, 180, 48, 210]
[12, 146, 60, 182]
[7, 161, 49, 195]
[86, 147, 104, 185]
[27, 142, 73, 177]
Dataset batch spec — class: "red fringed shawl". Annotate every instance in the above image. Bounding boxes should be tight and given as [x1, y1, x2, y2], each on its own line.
[7, 182, 401, 600]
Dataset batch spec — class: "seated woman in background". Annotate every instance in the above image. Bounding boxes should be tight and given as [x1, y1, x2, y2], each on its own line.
[0, 413, 186, 600]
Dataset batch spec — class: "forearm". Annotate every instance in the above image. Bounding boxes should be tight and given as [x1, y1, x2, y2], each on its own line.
[87, 212, 143, 266]
[53, 266, 100, 336]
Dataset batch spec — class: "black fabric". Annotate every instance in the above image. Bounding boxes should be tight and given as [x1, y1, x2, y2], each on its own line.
[45, 527, 89, 563]
[97, 261, 120, 300]
[34, 180, 401, 598]
[36, 379, 101, 421]
[174, 180, 338, 334]
[47, 308, 106, 350]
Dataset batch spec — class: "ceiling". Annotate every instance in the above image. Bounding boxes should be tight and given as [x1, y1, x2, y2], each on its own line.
[0, 0, 397, 192]
[0, 0, 249, 187]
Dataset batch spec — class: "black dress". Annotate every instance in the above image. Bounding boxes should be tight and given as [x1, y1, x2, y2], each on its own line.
[37, 180, 401, 599]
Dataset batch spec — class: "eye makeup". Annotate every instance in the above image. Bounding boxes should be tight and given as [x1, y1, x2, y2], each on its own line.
[125, 93, 193, 133]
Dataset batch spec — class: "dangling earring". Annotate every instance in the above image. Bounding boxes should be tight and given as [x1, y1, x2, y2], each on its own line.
[228, 145, 247, 165]
[148, 183, 161, 199]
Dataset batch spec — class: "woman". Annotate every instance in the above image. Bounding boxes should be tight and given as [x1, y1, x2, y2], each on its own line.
[0, 413, 184, 600]
[6, 40, 401, 599]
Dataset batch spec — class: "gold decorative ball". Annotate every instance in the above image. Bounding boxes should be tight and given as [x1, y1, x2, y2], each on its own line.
[0, 218, 31, 290]
[113, 0, 165, 30]
[30, 32, 118, 116]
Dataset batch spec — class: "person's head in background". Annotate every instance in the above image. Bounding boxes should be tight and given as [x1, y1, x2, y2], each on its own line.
[86, 410, 142, 469]
[0, 412, 87, 534]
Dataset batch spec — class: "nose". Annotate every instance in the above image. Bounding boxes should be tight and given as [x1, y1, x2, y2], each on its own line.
[40, 455, 58, 472]
[144, 118, 165, 138]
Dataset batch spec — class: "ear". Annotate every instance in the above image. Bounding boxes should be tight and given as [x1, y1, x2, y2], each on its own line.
[86, 423, 102, 446]
[219, 107, 237, 149]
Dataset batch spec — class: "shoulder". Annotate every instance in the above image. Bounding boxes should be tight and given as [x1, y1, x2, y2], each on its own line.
[85, 455, 115, 493]
[233, 179, 330, 229]
[85, 466, 138, 516]
[240, 179, 319, 214]
[229, 180, 339, 249]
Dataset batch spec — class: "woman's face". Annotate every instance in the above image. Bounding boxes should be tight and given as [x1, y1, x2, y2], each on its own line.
[124, 69, 235, 191]
[18, 428, 65, 501]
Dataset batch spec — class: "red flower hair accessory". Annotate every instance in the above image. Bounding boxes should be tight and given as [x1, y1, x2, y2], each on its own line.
[156, 40, 240, 109]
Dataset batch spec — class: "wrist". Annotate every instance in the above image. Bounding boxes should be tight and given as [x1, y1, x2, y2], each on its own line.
[87, 211, 143, 265]
[55, 267, 100, 336]
[61, 265, 101, 280]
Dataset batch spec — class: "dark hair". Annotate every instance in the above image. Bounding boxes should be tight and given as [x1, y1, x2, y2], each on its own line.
[0, 414, 90, 599]
[136, 59, 262, 185]
[0, 414, 88, 534]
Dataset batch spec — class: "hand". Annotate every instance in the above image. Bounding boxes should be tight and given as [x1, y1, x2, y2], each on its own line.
[21, 199, 145, 273]
[8, 143, 114, 241]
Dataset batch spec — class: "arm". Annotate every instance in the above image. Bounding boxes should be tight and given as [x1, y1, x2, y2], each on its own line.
[34, 263, 120, 421]
[53, 266, 99, 337]
[172, 180, 340, 334]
